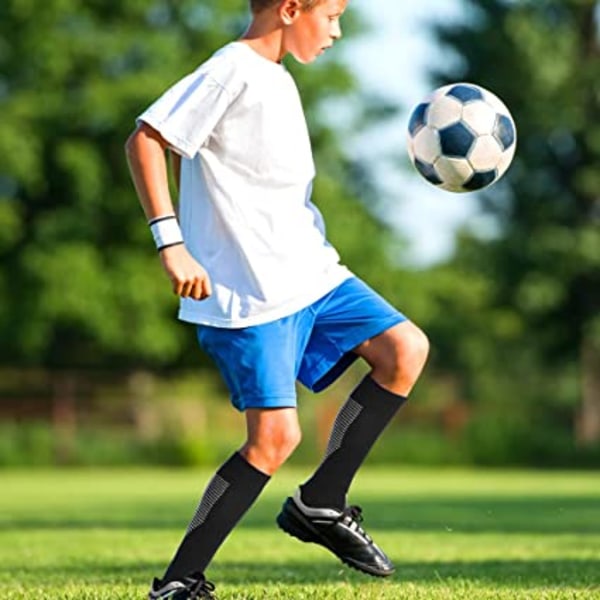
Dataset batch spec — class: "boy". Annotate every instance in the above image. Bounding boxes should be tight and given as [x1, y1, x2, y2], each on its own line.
[125, 0, 429, 598]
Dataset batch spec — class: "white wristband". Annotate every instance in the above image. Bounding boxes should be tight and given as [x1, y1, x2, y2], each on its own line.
[148, 215, 184, 251]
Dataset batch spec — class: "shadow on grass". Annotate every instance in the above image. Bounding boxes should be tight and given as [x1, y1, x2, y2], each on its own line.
[249, 496, 600, 534]
[214, 558, 600, 588]
[18, 557, 600, 589]
[2, 496, 599, 534]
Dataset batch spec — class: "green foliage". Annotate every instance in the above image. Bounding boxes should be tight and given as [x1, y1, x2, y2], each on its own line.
[0, 0, 397, 368]
[3, 0, 599, 466]
[417, 0, 600, 448]
[432, 0, 600, 349]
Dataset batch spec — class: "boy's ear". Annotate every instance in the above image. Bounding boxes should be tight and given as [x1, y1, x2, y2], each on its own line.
[279, 0, 303, 25]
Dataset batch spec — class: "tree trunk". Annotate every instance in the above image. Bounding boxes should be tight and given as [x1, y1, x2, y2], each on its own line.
[52, 372, 77, 464]
[577, 337, 600, 446]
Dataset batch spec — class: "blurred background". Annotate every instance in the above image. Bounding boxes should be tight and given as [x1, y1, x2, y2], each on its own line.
[0, 0, 598, 471]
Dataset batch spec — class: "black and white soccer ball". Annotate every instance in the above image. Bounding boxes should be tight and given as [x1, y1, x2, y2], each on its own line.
[407, 83, 517, 193]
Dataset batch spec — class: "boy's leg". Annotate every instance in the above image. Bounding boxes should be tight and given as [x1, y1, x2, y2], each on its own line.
[300, 321, 429, 509]
[159, 453, 269, 586]
[157, 408, 300, 586]
[277, 320, 429, 577]
[151, 312, 305, 597]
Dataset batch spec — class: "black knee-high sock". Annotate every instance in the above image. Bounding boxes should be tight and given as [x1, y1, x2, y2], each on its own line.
[300, 376, 406, 510]
[162, 452, 269, 582]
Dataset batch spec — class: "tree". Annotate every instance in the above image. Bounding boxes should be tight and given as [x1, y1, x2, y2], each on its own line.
[429, 0, 600, 447]
[0, 0, 400, 370]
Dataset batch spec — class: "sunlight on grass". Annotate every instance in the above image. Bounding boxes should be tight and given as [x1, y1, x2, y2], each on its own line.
[1, 468, 599, 599]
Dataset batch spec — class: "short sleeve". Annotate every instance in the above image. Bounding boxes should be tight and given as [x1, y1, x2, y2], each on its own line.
[137, 68, 234, 159]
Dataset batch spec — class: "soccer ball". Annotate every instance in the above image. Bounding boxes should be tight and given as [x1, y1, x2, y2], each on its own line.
[407, 83, 517, 193]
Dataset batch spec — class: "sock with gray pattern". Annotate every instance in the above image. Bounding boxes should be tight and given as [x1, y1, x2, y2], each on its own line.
[162, 452, 269, 582]
[300, 376, 406, 511]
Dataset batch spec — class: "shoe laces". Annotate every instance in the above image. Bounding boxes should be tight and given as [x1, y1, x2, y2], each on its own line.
[187, 574, 217, 599]
[338, 505, 372, 543]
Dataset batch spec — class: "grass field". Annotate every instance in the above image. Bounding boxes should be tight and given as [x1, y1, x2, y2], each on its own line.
[1, 467, 599, 599]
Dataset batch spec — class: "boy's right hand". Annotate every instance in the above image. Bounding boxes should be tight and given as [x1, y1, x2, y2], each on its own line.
[159, 244, 212, 301]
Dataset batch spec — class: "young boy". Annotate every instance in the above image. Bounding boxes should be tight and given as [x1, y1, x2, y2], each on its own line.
[125, 0, 429, 598]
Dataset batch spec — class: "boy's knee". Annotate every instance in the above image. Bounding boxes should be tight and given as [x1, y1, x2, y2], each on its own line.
[243, 423, 302, 474]
[369, 322, 429, 394]
[276, 425, 302, 459]
[381, 322, 429, 372]
[401, 323, 430, 370]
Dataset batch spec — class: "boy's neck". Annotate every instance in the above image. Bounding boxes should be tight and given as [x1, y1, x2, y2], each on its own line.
[240, 13, 286, 63]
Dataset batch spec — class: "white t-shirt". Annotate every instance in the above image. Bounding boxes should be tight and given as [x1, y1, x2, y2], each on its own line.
[138, 42, 351, 328]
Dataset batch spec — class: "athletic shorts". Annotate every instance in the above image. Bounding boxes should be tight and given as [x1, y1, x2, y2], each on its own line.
[196, 276, 406, 411]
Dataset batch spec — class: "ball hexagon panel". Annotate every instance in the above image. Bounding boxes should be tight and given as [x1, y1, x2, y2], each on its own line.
[427, 95, 463, 129]
[435, 156, 475, 192]
[462, 101, 497, 135]
[468, 135, 504, 171]
[497, 146, 517, 176]
[412, 126, 441, 164]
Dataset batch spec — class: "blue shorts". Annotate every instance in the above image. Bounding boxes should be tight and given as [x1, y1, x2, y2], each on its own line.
[196, 277, 406, 411]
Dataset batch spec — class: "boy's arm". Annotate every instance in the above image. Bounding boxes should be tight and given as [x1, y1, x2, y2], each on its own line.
[170, 151, 182, 194]
[125, 122, 211, 300]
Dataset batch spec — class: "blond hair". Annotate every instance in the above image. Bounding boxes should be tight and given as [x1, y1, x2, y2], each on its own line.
[250, 0, 322, 13]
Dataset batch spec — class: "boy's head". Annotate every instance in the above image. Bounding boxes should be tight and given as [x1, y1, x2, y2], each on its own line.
[249, 0, 347, 64]
[250, 0, 322, 13]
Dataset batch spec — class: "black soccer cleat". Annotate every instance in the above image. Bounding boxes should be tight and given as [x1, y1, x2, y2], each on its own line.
[148, 571, 216, 599]
[276, 489, 395, 577]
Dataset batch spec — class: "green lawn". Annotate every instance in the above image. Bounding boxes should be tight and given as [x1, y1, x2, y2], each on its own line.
[1, 467, 599, 599]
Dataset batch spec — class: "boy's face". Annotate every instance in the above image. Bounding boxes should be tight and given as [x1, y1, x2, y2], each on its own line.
[282, 0, 347, 64]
